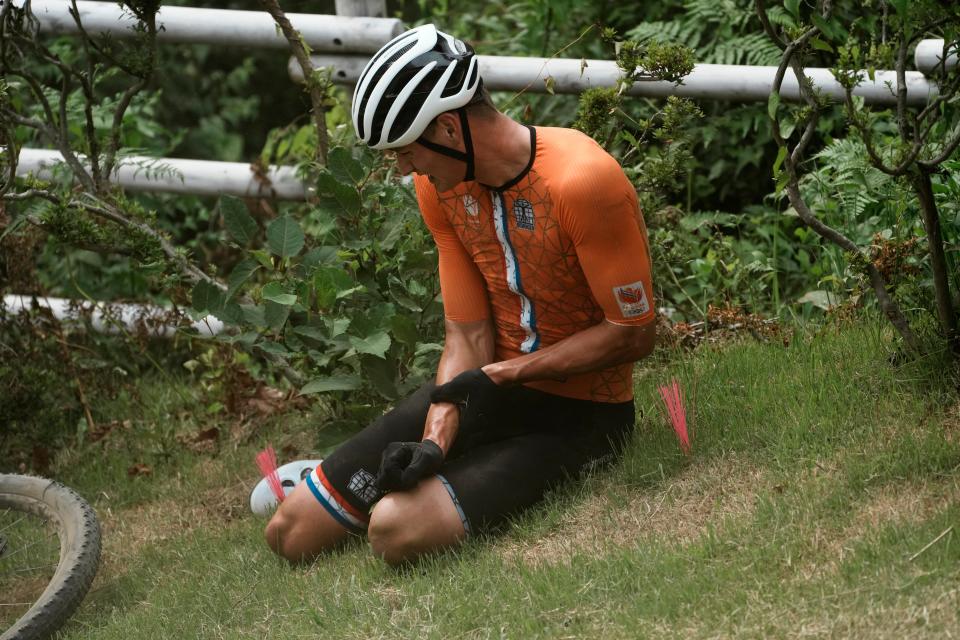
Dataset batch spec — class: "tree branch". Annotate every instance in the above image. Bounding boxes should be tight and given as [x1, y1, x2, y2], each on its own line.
[754, 0, 786, 49]
[4, 189, 59, 202]
[75, 195, 217, 287]
[758, 0, 921, 353]
[256, 0, 328, 164]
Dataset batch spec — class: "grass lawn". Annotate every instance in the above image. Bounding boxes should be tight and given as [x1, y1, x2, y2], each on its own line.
[35, 319, 960, 639]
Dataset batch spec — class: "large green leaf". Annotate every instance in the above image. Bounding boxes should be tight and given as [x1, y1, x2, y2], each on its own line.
[391, 314, 420, 347]
[313, 267, 355, 309]
[261, 281, 297, 306]
[767, 92, 780, 121]
[257, 341, 290, 357]
[292, 324, 327, 341]
[219, 302, 243, 325]
[349, 331, 391, 359]
[226, 258, 260, 301]
[264, 301, 290, 330]
[327, 147, 367, 184]
[302, 246, 340, 269]
[240, 304, 267, 327]
[220, 196, 258, 246]
[362, 354, 398, 400]
[300, 375, 363, 395]
[191, 280, 224, 315]
[266, 216, 305, 258]
[316, 171, 361, 214]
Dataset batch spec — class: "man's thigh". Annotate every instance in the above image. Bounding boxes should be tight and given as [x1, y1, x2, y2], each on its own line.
[440, 398, 635, 533]
[314, 382, 434, 529]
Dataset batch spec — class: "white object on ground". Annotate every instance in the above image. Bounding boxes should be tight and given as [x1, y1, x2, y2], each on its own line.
[249, 459, 324, 516]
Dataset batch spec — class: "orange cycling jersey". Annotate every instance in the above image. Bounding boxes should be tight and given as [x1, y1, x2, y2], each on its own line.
[414, 126, 654, 403]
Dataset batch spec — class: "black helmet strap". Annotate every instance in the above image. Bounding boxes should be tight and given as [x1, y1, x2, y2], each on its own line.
[415, 108, 476, 182]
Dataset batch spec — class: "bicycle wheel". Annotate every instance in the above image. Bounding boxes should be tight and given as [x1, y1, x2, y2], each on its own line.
[0, 475, 101, 640]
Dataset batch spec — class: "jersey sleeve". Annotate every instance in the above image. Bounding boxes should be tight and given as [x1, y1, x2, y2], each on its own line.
[556, 160, 655, 326]
[413, 176, 491, 323]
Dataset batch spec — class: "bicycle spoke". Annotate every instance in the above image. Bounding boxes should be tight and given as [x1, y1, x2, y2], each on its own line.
[0, 512, 28, 535]
[0, 529, 57, 563]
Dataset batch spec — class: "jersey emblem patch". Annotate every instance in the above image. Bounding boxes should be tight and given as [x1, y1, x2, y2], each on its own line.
[613, 281, 651, 318]
[347, 469, 379, 505]
[462, 194, 479, 216]
[513, 198, 535, 230]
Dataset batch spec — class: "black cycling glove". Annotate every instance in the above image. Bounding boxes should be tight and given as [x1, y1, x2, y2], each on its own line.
[430, 368, 508, 433]
[376, 439, 444, 491]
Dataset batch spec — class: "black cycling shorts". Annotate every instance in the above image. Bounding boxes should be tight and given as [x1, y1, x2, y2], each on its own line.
[306, 382, 635, 535]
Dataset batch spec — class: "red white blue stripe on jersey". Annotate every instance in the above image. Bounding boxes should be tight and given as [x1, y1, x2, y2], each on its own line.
[493, 192, 540, 353]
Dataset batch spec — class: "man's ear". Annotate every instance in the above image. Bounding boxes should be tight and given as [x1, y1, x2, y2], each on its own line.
[433, 112, 461, 141]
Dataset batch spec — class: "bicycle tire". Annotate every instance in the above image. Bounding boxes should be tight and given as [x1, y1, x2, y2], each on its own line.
[0, 475, 101, 640]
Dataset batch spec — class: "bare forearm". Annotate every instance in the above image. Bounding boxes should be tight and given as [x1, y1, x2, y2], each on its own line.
[483, 320, 655, 386]
[423, 318, 496, 452]
[435, 320, 496, 384]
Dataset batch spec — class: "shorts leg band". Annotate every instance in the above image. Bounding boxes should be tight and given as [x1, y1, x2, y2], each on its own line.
[306, 467, 368, 533]
[437, 473, 472, 537]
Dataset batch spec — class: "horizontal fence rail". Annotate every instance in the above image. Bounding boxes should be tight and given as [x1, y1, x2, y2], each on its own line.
[294, 54, 938, 106]
[25, 0, 403, 53]
[2, 295, 224, 337]
[914, 39, 958, 75]
[16, 148, 308, 200]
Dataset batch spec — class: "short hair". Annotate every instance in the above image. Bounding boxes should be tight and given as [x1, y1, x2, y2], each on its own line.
[465, 81, 497, 113]
[421, 81, 497, 138]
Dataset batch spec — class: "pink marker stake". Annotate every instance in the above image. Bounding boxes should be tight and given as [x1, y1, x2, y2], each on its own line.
[255, 445, 285, 503]
[658, 378, 691, 455]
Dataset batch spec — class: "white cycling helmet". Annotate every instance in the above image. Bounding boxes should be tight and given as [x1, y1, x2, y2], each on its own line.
[352, 24, 481, 153]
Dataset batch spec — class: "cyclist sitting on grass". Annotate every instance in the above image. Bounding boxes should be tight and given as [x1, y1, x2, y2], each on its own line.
[264, 24, 656, 565]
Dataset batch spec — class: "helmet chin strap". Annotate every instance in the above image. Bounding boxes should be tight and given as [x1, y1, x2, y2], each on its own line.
[415, 108, 476, 182]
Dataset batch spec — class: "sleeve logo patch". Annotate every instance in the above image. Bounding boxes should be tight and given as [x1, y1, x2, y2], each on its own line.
[613, 281, 651, 317]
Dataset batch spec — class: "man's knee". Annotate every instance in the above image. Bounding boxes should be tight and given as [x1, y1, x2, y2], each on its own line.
[367, 480, 466, 565]
[264, 510, 295, 560]
[262, 479, 355, 563]
[367, 495, 416, 565]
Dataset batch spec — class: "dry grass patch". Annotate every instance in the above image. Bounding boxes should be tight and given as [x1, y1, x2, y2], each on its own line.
[798, 474, 960, 581]
[498, 453, 769, 566]
[95, 459, 250, 572]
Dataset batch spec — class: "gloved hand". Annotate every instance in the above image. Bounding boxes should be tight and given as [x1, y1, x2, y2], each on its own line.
[376, 439, 444, 491]
[430, 368, 507, 433]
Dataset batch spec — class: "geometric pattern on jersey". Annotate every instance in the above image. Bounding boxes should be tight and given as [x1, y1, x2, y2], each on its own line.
[417, 126, 654, 403]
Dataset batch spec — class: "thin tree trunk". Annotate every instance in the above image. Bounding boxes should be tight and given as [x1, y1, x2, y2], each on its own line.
[912, 167, 959, 353]
[787, 183, 922, 354]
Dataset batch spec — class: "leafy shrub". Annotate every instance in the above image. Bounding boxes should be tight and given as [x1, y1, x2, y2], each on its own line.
[190, 147, 444, 425]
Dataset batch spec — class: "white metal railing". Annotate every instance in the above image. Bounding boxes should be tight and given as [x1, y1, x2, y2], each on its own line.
[297, 54, 937, 107]
[16, 148, 307, 200]
[2, 295, 224, 336]
[6, 5, 955, 337]
[25, 0, 402, 53]
[915, 39, 958, 75]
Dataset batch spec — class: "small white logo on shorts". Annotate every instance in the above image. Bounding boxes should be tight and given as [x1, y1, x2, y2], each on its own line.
[613, 281, 651, 318]
[347, 469, 379, 505]
[462, 194, 479, 216]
